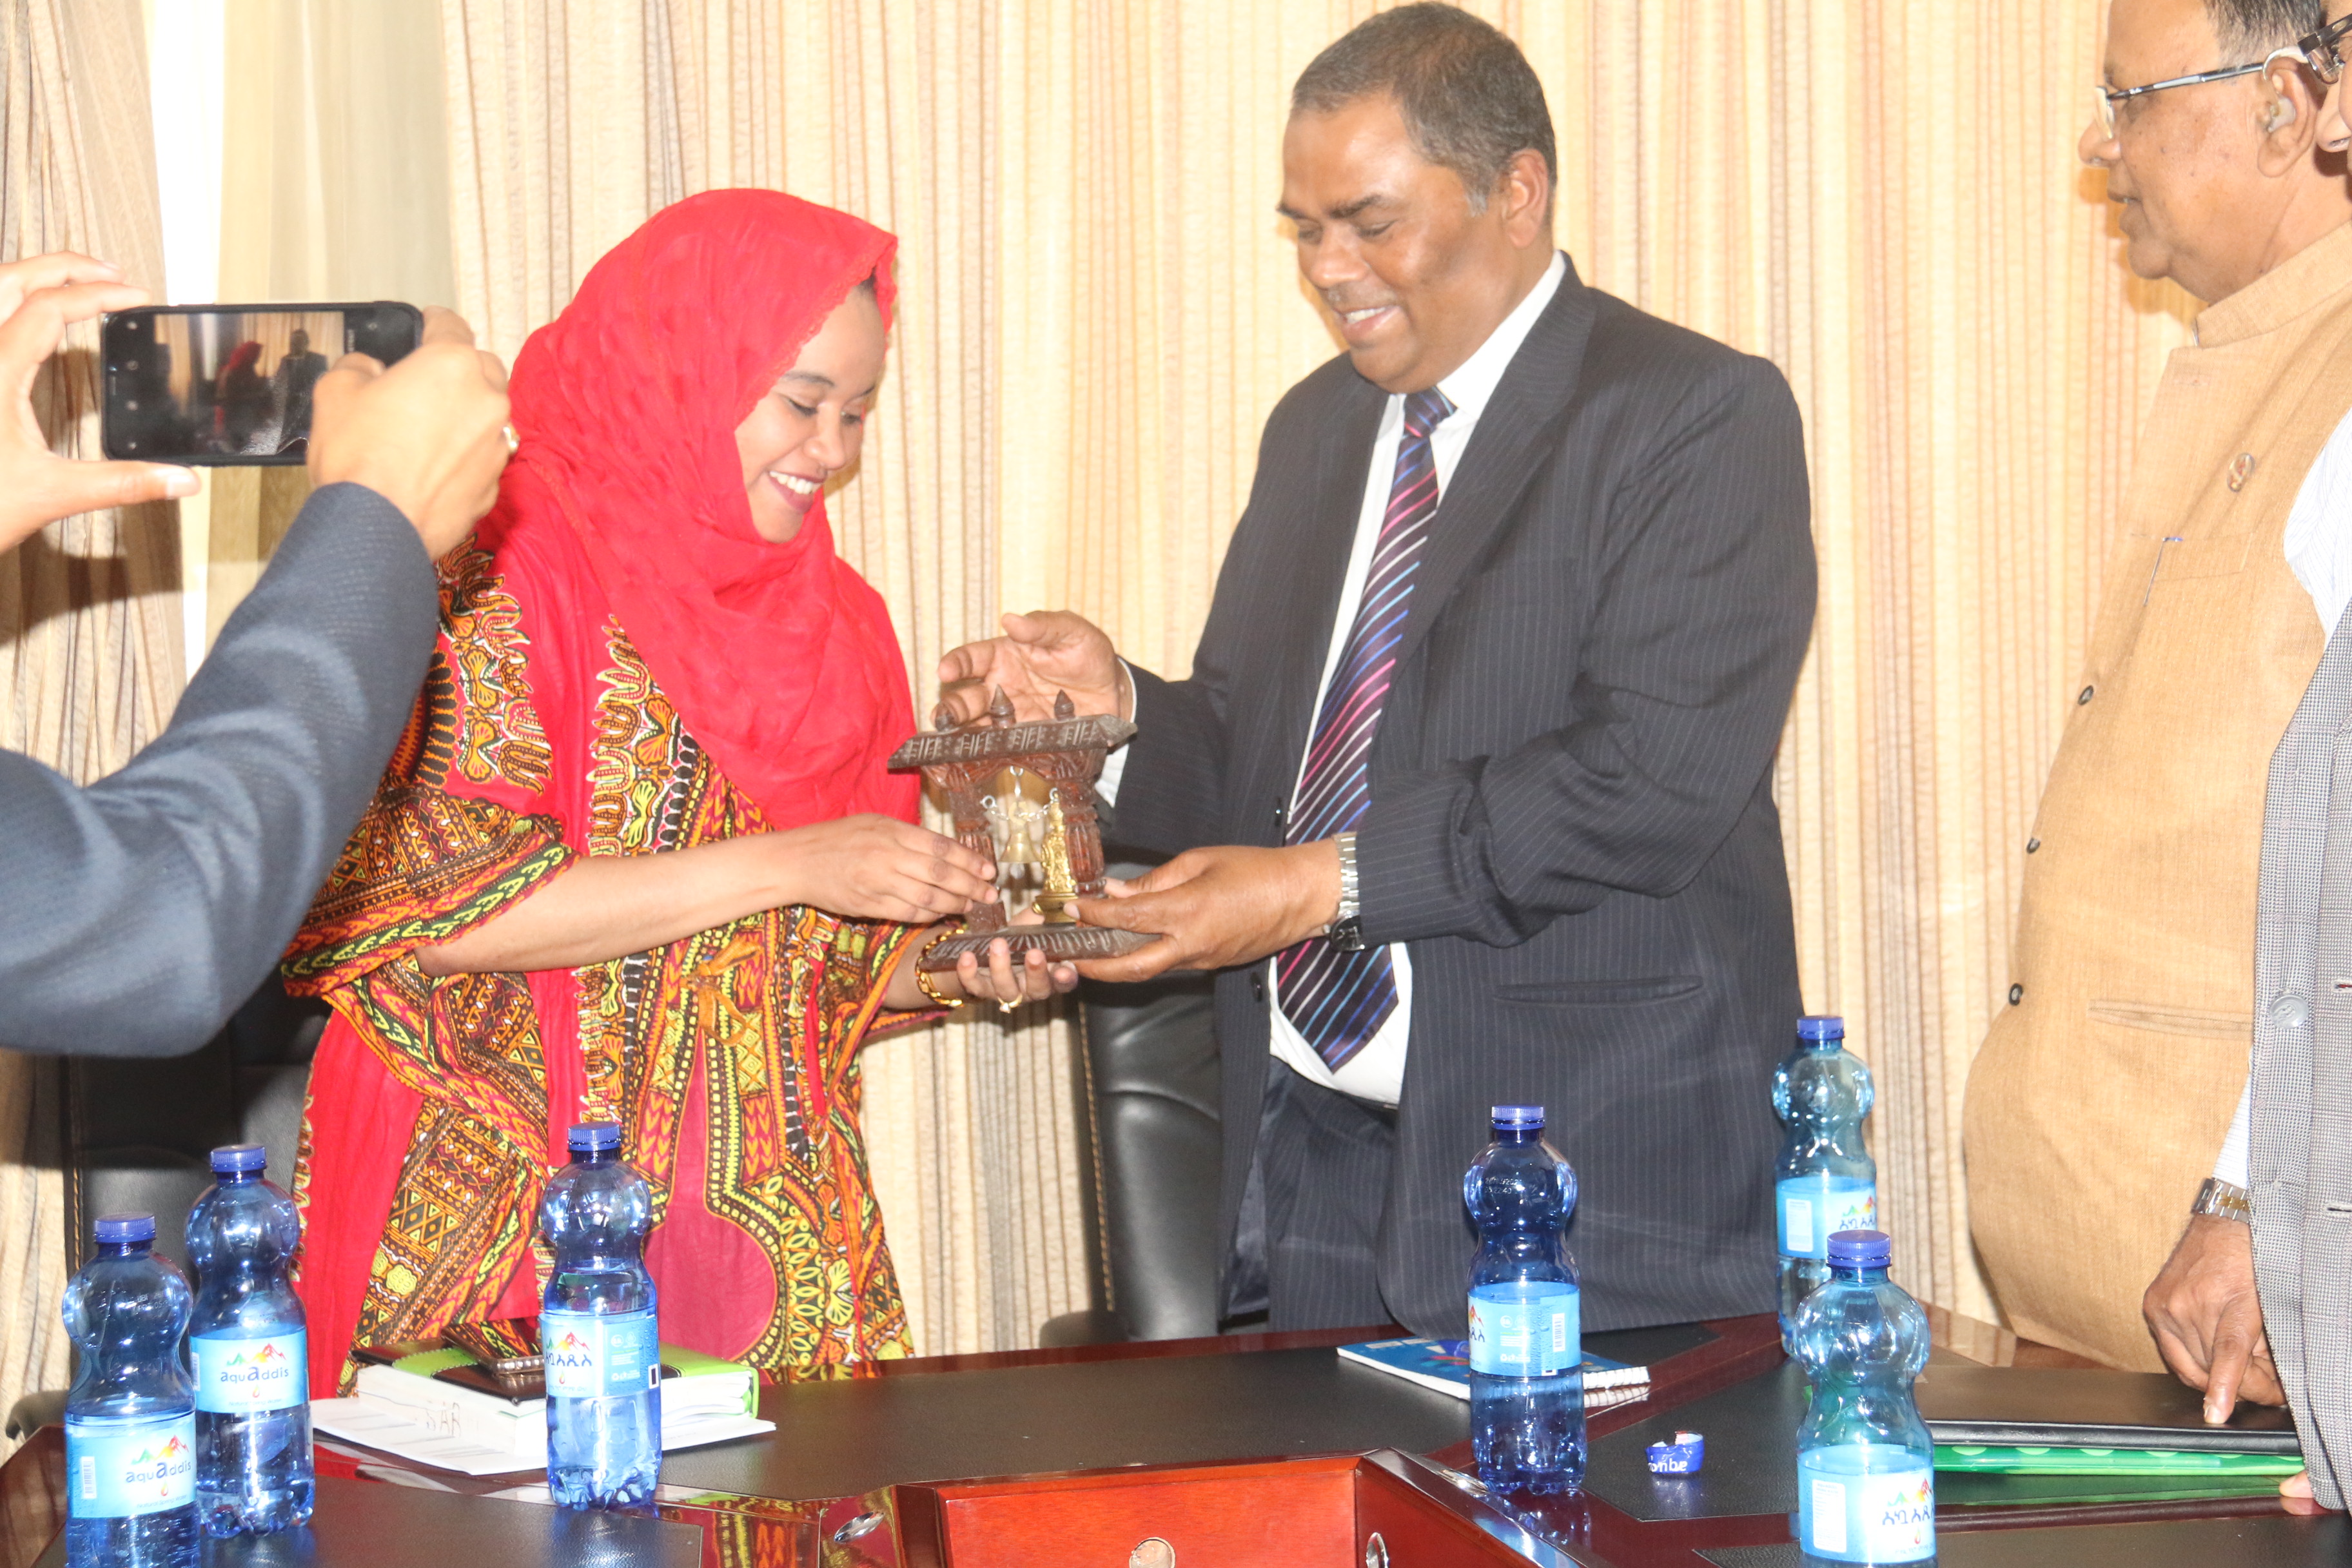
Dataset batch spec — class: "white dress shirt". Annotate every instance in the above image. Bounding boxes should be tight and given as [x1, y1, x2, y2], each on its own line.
[2211, 405, 2352, 1187]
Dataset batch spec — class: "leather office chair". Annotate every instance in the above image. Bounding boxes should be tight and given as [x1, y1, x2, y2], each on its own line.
[64, 976, 324, 1275]
[1035, 856, 1224, 1350]
[1071, 970, 1222, 1342]
[7, 978, 324, 1438]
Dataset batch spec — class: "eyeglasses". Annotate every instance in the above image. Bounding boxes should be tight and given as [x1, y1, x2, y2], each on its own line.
[2300, 12, 2352, 84]
[2093, 46, 2306, 137]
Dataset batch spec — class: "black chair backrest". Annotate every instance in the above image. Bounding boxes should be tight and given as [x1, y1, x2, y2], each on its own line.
[1080, 968, 1221, 1340]
[63, 977, 326, 1277]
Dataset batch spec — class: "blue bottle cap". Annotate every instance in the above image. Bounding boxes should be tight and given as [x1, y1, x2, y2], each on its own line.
[93, 1213, 155, 1244]
[210, 1143, 268, 1175]
[1490, 1105, 1544, 1130]
[1647, 1431, 1705, 1474]
[1827, 1229, 1892, 1268]
[1797, 1015, 1845, 1041]
[567, 1121, 622, 1154]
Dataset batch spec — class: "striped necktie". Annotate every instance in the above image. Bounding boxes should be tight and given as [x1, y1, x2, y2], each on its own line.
[1276, 386, 1455, 1070]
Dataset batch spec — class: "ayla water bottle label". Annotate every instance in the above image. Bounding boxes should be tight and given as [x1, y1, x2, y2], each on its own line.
[191, 1330, 306, 1413]
[1799, 1460, 1934, 1563]
[66, 1415, 196, 1519]
[542, 1308, 660, 1399]
[1467, 1282, 1579, 1376]
[1777, 1175, 1876, 1259]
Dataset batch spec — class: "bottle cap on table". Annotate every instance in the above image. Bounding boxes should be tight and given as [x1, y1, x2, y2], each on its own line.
[568, 1121, 622, 1153]
[93, 1213, 155, 1244]
[1797, 1015, 1845, 1041]
[1827, 1229, 1892, 1268]
[210, 1143, 268, 1175]
[1490, 1105, 1545, 1130]
[1647, 1431, 1705, 1473]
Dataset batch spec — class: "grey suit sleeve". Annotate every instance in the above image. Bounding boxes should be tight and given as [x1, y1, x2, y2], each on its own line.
[0, 483, 438, 1054]
[1358, 356, 1815, 946]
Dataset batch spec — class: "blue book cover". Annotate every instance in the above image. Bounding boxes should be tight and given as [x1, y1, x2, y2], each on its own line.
[1337, 1336, 1649, 1402]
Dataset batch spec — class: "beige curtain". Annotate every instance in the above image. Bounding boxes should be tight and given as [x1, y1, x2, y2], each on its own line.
[440, 0, 2188, 1345]
[0, 0, 182, 1449]
[202, 0, 457, 643]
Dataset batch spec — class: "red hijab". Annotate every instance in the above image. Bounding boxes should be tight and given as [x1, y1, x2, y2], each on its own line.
[486, 188, 917, 830]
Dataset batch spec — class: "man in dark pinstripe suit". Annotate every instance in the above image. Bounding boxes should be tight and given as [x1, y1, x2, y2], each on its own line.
[941, 5, 1814, 1336]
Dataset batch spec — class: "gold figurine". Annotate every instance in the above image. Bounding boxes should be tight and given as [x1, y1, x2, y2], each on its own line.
[1035, 790, 1080, 923]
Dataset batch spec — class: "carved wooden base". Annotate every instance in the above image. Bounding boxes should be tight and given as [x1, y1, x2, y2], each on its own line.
[919, 925, 1159, 970]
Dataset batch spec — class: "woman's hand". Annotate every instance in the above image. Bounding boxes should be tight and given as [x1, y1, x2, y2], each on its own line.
[951, 936, 1080, 1012]
[771, 814, 996, 924]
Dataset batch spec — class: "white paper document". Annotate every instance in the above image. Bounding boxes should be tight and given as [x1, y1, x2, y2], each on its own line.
[311, 1397, 774, 1477]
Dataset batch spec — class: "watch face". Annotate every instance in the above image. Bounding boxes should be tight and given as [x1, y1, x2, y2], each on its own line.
[1328, 917, 1367, 954]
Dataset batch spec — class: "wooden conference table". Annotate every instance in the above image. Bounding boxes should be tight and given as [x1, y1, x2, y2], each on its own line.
[0, 1306, 2335, 1567]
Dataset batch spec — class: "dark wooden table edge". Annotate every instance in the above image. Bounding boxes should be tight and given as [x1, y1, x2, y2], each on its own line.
[0, 1308, 2303, 1568]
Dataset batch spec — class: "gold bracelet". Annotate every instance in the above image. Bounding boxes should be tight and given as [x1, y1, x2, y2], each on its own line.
[914, 935, 963, 1009]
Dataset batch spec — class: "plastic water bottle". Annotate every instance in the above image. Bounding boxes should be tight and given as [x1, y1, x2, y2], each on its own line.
[1790, 1230, 1934, 1565]
[542, 1121, 661, 1509]
[186, 1144, 313, 1535]
[63, 1213, 198, 1568]
[1774, 1015, 1877, 1349]
[1464, 1104, 1583, 1494]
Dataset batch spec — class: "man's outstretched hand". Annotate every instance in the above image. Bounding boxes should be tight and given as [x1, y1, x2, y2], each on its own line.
[937, 611, 1124, 726]
[2144, 1213, 2282, 1423]
[1070, 841, 1340, 982]
[1, 252, 201, 552]
[308, 306, 511, 560]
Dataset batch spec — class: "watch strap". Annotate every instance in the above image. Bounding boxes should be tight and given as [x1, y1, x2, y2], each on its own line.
[2192, 1177, 2252, 1223]
[1333, 832, 1360, 920]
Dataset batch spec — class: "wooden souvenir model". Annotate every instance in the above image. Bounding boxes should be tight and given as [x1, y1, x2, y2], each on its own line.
[889, 688, 1159, 971]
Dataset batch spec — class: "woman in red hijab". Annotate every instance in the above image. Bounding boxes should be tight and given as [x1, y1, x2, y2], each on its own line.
[283, 191, 1067, 1395]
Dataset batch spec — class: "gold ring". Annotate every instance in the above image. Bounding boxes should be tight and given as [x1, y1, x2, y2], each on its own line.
[995, 998, 1017, 1014]
[501, 422, 520, 455]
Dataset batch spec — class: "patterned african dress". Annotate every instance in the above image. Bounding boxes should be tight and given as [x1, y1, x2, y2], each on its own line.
[283, 540, 923, 1390]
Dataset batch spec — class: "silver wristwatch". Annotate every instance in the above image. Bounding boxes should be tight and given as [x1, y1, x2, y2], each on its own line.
[1326, 832, 1366, 953]
[2191, 1177, 2252, 1223]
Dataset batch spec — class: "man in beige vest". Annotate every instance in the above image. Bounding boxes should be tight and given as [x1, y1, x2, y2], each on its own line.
[1965, 0, 2352, 1375]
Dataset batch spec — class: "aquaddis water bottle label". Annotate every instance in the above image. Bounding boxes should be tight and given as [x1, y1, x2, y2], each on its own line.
[1798, 1453, 1934, 1563]
[66, 1415, 196, 1519]
[542, 1308, 660, 1400]
[1466, 1281, 1579, 1376]
[1776, 1174, 1876, 1260]
[191, 1330, 307, 1413]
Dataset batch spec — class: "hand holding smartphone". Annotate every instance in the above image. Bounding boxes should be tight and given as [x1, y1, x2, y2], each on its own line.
[101, 302, 423, 466]
[0, 253, 201, 552]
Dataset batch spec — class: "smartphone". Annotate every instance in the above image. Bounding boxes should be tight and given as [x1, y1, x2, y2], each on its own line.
[100, 302, 423, 466]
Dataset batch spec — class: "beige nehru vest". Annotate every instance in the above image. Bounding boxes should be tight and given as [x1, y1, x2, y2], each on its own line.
[1966, 224, 2352, 1369]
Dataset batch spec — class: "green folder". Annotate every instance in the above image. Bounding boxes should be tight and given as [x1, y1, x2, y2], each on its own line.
[1935, 1442, 2304, 1475]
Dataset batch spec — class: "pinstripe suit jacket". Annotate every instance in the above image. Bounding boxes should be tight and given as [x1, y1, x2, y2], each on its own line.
[2251, 604, 2352, 1507]
[1110, 255, 1816, 1335]
[0, 484, 436, 1055]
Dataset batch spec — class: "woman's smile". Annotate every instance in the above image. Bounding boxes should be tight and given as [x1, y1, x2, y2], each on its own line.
[768, 469, 824, 513]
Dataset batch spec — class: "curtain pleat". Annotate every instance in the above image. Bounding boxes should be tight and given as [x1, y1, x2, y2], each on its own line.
[0, 0, 181, 1453]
